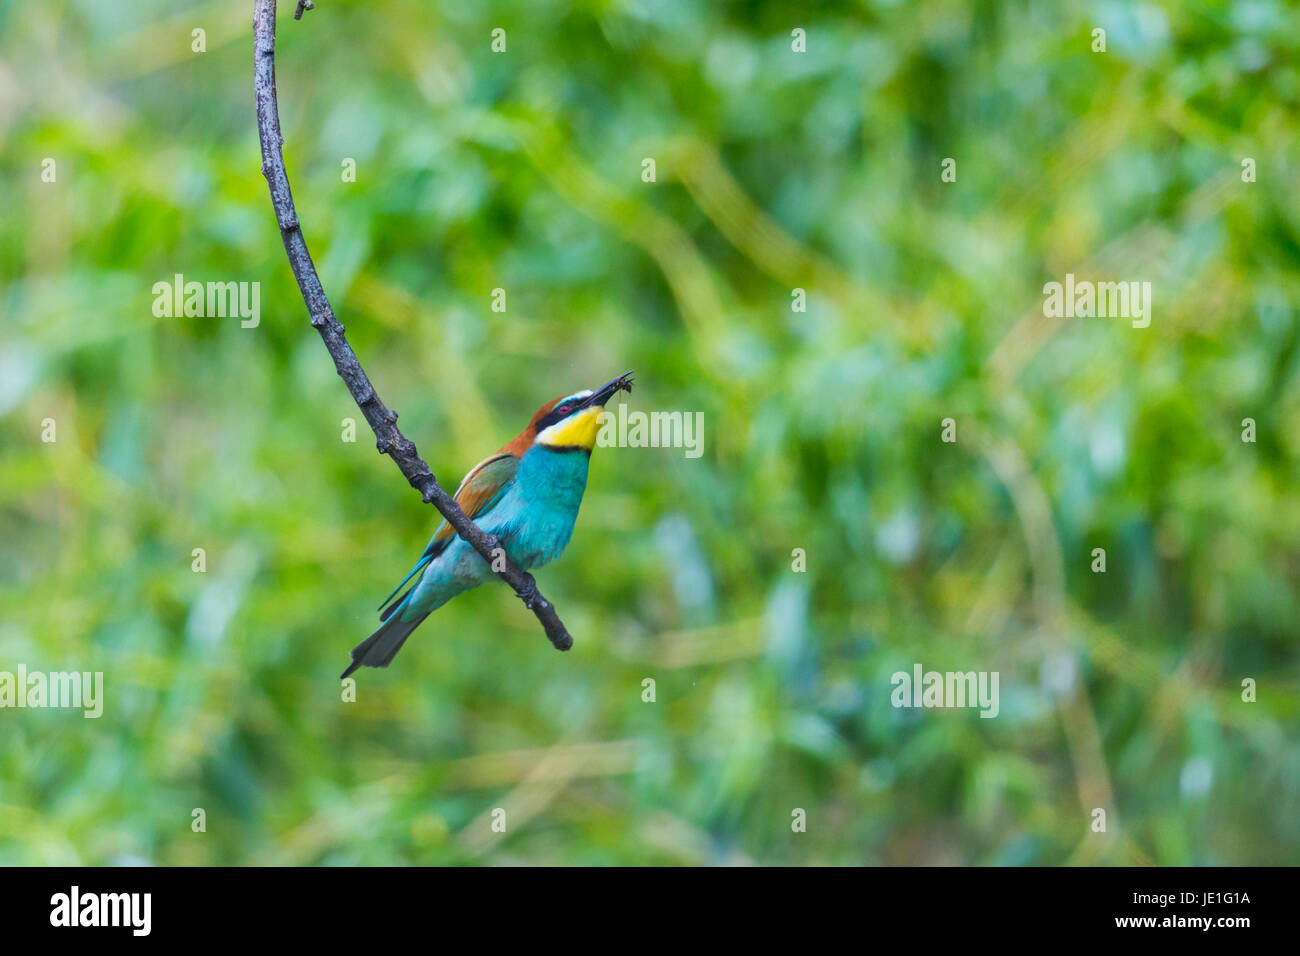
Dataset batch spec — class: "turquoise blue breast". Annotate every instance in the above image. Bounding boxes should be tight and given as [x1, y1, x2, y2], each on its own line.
[488, 446, 591, 569]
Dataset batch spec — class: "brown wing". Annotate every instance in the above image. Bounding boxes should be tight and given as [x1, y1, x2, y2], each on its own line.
[427, 452, 520, 551]
[376, 452, 520, 619]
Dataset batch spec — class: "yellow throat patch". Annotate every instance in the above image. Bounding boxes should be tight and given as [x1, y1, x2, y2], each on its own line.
[537, 405, 602, 450]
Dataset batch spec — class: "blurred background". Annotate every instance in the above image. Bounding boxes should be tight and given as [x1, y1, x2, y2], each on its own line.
[1, 0, 1298, 865]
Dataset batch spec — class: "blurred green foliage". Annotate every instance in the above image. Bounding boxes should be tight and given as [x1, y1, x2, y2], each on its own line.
[1, 0, 1298, 865]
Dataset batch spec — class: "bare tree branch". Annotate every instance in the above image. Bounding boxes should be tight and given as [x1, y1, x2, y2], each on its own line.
[252, 0, 574, 658]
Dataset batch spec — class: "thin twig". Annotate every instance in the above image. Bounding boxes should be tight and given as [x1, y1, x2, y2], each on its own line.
[252, 0, 574, 658]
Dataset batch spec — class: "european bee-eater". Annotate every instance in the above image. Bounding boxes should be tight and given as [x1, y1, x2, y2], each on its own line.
[341, 371, 634, 678]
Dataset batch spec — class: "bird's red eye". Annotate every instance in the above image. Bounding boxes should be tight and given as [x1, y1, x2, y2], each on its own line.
[558, 403, 572, 414]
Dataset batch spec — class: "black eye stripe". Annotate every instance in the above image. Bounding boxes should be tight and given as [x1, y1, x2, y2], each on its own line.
[537, 407, 568, 432]
[536, 397, 589, 433]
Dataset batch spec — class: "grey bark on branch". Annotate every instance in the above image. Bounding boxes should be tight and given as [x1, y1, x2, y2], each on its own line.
[252, 0, 574, 655]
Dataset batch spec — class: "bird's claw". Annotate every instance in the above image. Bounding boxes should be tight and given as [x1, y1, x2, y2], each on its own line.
[514, 575, 539, 608]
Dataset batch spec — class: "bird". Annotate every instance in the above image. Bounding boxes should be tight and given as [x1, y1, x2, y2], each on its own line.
[341, 371, 634, 679]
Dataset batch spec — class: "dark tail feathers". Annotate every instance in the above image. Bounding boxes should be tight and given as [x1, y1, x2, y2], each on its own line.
[340, 606, 431, 679]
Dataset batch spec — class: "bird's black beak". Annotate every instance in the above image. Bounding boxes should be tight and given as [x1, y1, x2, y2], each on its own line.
[581, 370, 635, 409]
